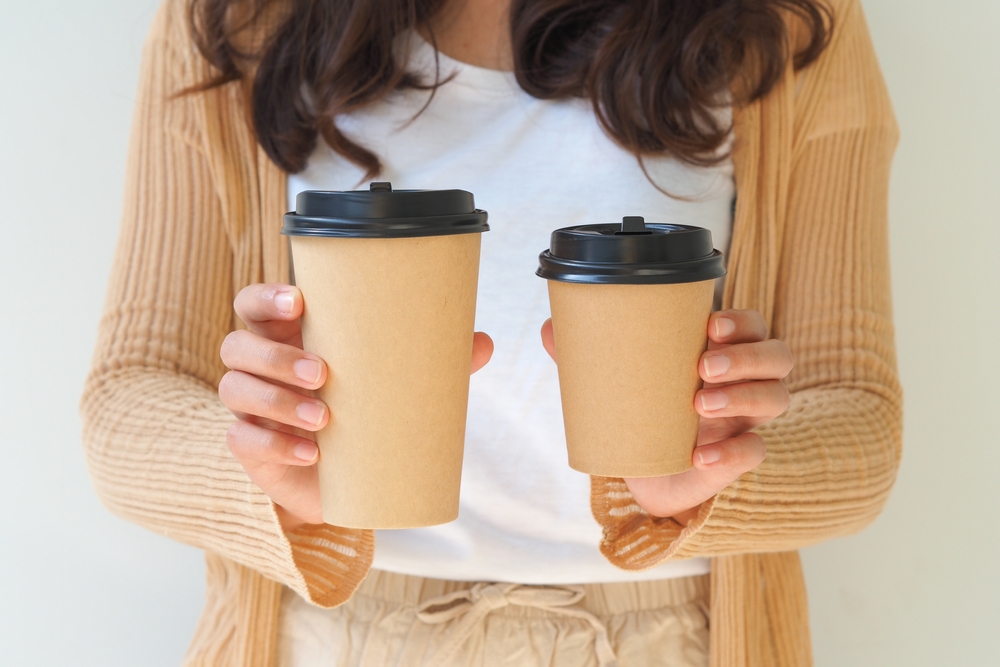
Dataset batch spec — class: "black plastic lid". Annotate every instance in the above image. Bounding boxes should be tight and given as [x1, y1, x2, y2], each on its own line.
[282, 182, 489, 238]
[536, 217, 726, 284]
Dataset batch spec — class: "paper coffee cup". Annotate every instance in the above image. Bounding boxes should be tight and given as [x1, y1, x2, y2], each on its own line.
[537, 216, 725, 478]
[282, 183, 489, 528]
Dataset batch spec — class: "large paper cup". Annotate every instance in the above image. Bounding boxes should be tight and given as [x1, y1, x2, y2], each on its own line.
[537, 217, 725, 478]
[283, 183, 489, 528]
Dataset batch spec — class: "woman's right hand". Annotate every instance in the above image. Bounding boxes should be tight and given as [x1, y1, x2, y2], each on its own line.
[219, 283, 494, 531]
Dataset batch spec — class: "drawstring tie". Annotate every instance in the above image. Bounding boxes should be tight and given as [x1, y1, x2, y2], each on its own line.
[415, 582, 618, 667]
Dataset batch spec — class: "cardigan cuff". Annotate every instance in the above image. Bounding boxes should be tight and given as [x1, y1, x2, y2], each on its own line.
[273, 504, 374, 608]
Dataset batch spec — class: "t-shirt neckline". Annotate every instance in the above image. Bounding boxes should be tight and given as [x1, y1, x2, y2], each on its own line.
[407, 32, 521, 95]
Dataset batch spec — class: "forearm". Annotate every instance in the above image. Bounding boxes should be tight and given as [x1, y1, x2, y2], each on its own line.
[81, 367, 289, 570]
[683, 384, 901, 553]
[594, 382, 901, 569]
[593, 0, 902, 569]
[79, 0, 372, 607]
[81, 364, 373, 604]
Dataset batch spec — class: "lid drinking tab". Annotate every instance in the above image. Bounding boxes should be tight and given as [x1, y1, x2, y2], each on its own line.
[282, 182, 489, 238]
[618, 216, 649, 234]
[536, 218, 725, 285]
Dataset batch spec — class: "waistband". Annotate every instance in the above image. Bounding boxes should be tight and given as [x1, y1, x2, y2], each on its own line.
[354, 568, 710, 617]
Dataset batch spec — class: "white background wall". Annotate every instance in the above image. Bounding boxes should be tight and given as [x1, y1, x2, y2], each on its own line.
[0, 1, 996, 665]
[801, 2, 1000, 664]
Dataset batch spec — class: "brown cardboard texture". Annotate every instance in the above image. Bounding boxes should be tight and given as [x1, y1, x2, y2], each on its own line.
[291, 233, 482, 529]
[548, 279, 714, 477]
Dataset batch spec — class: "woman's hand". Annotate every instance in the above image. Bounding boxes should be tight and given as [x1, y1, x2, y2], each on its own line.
[219, 283, 495, 531]
[540, 309, 792, 525]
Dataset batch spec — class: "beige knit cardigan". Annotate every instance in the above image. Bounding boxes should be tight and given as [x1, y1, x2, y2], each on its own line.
[80, 0, 901, 664]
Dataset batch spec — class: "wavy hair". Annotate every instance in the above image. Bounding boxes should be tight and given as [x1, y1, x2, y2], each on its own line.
[188, 0, 832, 177]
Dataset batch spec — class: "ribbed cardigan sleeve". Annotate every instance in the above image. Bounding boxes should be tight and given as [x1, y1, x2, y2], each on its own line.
[593, 0, 903, 566]
[79, 0, 372, 607]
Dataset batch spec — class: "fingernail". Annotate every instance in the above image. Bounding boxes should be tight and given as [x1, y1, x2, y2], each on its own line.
[700, 390, 729, 412]
[703, 354, 730, 378]
[293, 443, 318, 463]
[715, 317, 736, 339]
[296, 402, 326, 427]
[697, 447, 721, 465]
[275, 292, 295, 316]
[293, 358, 322, 385]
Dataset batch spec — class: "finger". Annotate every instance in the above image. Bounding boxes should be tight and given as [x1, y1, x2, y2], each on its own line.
[218, 370, 329, 431]
[226, 420, 319, 466]
[233, 283, 304, 342]
[707, 309, 768, 348]
[695, 380, 790, 420]
[471, 332, 494, 374]
[540, 319, 556, 362]
[691, 432, 767, 475]
[700, 339, 794, 383]
[221, 329, 327, 390]
[697, 415, 769, 446]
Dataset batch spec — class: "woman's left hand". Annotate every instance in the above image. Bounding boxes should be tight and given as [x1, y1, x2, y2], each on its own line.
[541, 309, 793, 525]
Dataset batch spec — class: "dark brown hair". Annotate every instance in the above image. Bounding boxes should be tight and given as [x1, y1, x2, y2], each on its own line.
[189, 0, 831, 177]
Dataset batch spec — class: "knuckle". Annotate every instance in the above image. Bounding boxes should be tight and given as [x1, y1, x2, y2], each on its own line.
[259, 340, 284, 373]
[741, 344, 766, 376]
[219, 330, 244, 365]
[731, 384, 756, 414]
[217, 371, 240, 404]
[727, 446, 754, 470]
[780, 344, 795, 374]
[733, 309, 768, 339]
[776, 383, 791, 411]
[736, 340, 789, 378]
[259, 383, 284, 413]
[739, 433, 767, 465]
[226, 421, 251, 455]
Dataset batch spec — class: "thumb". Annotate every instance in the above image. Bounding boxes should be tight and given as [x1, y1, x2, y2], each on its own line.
[540, 319, 557, 363]
[471, 331, 494, 374]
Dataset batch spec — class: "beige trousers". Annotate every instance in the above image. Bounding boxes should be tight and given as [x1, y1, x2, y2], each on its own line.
[277, 569, 710, 667]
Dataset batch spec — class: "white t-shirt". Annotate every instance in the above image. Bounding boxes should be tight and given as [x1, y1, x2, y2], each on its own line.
[287, 35, 734, 584]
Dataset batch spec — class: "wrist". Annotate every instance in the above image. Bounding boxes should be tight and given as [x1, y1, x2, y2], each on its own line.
[274, 504, 308, 532]
[671, 504, 702, 527]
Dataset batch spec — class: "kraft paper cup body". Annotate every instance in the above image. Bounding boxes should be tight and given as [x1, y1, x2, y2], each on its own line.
[548, 279, 714, 477]
[537, 218, 725, 479]
[291, 233, 481, 529]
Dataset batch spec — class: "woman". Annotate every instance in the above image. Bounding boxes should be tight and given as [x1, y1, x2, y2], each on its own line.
[81, 0, 902, 665]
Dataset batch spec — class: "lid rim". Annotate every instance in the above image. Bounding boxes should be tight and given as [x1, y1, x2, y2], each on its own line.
[282, 210, 489, 238]
[537, 250, 726, 285]
[284, 185, 489, 238]
[537, 220, 725, 284]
